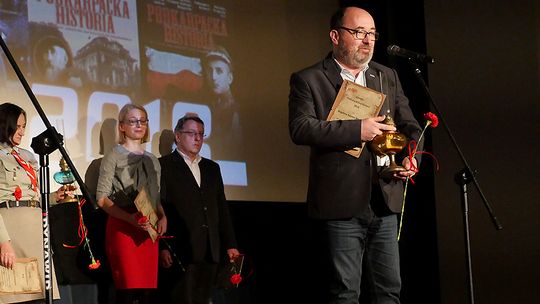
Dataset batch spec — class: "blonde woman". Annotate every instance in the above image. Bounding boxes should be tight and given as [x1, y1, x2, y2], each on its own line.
[96, 104, 166, 304]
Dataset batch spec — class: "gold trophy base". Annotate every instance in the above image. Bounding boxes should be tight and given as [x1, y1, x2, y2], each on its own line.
[379, 154, 406, 179]
[58, 197, 78, 203]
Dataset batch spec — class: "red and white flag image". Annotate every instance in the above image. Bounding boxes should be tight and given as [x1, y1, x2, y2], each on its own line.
[145, 46, 203, 98]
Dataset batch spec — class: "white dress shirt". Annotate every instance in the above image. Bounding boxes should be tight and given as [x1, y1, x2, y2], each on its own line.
[178, 149, 202, 187]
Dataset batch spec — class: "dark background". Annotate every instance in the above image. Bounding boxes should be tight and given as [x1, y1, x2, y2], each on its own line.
[424, 1, 540, 303]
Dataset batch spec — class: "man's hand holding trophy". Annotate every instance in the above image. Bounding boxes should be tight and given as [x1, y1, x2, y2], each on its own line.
[369, 111, 411, 180]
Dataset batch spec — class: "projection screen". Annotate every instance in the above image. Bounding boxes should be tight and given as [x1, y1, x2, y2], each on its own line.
[0, 0, 336, 202]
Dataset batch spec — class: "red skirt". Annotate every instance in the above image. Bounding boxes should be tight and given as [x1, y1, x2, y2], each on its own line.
[105, 216, 158, 289]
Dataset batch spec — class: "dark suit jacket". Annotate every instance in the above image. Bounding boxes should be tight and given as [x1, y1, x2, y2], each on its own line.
[289, 53, 422, 219]
[159, 150, 237, 264]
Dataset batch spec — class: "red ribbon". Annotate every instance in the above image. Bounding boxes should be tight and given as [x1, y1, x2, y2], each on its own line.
[407, 140, 440, 185]
[63, 198, 88, 249]
[10, 149, 37, 193]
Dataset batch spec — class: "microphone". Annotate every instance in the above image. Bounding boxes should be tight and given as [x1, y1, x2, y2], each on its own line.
[387, 45, 435, 64]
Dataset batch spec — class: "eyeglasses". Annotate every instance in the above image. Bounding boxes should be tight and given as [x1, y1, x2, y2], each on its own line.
[179, 131, 205, 138]
[338, 26, 379, 41]
[123, 118, 149, 126]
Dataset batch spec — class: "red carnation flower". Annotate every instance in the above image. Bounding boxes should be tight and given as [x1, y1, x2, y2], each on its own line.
[423, 112, 439, 128]
[13, 186, 22, 201]
[135, 212, 148, 224]
[88, 258, 101, 270]
[230, 273, 243, 285]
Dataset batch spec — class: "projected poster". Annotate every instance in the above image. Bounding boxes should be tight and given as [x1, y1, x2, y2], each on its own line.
[27, 0, 140, 90]
[139, 0, 247, 186]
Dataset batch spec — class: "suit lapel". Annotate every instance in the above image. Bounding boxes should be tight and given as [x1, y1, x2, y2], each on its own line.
[366, 66, 389, 115]
[322, 55, 343, 94]
[171, 150, 200, 189]
[366, 67, 378, 91]
[198, 159, 207, 189]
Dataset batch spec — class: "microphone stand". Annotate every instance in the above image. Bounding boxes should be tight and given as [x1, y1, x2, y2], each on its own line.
[405, 58, 503, 304]
[0, 35, 96, 304]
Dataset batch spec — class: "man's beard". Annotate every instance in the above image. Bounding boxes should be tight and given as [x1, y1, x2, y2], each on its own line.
[336, 44, 373, 69]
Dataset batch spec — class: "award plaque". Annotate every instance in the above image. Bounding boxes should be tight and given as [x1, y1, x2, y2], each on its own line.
[0, 258, 41, 294]
[134, 187, 159, 242]
[327, 80, 385, 158]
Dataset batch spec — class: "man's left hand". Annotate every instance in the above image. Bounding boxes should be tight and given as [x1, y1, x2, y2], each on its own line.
[394, 157, 418, 181]
[227, 248, 240, 262]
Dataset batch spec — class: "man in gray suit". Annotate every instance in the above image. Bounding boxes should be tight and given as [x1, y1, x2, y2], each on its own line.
[288, 6, 422, 304]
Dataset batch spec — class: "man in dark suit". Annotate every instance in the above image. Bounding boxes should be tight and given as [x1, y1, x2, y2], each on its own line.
[288, 6, 422, 304]
[158, 115, 240, 304]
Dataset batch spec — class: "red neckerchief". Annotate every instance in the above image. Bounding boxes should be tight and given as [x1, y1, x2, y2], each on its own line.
[11, 149, 38, 193]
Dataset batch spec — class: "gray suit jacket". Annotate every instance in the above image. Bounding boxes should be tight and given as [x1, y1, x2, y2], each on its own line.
[289, 53, 422, 219]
